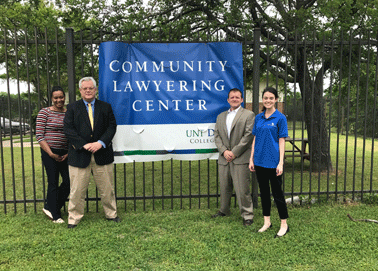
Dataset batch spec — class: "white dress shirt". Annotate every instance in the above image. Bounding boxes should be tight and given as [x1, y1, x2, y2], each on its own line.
[226, 106, 241, 139]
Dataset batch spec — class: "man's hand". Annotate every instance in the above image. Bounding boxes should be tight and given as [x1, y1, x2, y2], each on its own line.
[249, 159, 255, 172]
[83, 142, 103, 153]
[61, 154, 68, 161]
[223, 150, 235, 162]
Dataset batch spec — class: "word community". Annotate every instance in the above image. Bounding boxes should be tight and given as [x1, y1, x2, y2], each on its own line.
[109, 60, 228, 73]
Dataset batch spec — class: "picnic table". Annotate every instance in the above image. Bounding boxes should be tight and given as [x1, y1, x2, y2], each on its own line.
[285, 137, 310, 160]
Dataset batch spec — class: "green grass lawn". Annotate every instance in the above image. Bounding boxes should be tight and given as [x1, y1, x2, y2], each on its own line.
[283, 132, 377, 199]
[1, 203, 378, 270]
[0, 131, 377, 213]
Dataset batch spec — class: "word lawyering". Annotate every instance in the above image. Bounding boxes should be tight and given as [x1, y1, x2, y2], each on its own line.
[112, 79, 225, 93]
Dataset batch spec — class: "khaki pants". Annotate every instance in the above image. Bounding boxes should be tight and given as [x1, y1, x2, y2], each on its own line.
[68, 155, 117, 225]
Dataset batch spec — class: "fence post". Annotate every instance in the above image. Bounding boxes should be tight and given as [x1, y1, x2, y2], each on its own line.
[251, 27, 261, 208]
[252, 27, 261, 115]
[66, 28, 76, 104]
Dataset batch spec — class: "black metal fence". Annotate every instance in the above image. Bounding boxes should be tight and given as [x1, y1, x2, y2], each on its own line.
[0, 27, 377, 214]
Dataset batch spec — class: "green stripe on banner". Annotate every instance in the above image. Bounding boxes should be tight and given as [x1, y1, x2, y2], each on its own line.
[195, 149, 218, 154]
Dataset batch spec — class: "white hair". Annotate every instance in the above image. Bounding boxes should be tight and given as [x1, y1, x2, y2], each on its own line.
[79, 77, 97, 88]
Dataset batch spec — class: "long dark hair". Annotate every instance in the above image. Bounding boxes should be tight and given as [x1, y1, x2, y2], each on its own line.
[261, 87, 278, 112]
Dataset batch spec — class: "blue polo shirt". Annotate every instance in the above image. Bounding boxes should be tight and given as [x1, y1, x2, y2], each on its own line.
[252, 110, 288, 168]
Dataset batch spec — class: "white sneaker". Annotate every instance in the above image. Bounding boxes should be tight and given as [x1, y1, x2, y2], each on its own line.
[42, 208, 53, 220]
[53, 218, 65, 224]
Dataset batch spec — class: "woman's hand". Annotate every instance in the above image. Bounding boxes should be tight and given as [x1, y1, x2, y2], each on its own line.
[276, 163, 283, 176]
[50, 153, 63, 162]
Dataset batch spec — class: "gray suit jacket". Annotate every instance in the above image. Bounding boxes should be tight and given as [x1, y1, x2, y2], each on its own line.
[214, 107, 255, 165]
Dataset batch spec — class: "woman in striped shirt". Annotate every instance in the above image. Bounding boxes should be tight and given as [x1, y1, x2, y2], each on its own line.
[36, 86, 70, 223]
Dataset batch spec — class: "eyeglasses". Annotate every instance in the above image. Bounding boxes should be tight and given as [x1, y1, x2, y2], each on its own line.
[81, 87, 96, 91]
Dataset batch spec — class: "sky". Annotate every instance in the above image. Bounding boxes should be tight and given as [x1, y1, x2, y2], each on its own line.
[0, 77, 29, 95]
[0, 64, 31, 95]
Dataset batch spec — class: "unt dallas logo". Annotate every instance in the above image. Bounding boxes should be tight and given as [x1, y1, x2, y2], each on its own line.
[186, 129, 215, 144]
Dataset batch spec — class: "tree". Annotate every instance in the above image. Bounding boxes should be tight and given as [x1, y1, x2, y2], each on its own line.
[77, 0, 377, 172]
[327, 56, 378, 139]
[0, 0, 67, 108]
[0, 0, 108, 104]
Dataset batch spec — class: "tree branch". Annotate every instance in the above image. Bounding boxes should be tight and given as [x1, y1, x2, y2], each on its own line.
[348, 214, 378, 224]
[303, 0, 317, 9]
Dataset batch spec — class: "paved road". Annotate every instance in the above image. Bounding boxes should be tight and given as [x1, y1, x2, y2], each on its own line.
[1, 140, 38, 147]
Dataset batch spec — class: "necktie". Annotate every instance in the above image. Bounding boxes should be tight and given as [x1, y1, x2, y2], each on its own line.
[88, 103, 94, 130]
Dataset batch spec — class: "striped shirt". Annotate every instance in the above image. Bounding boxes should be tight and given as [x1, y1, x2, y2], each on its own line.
[36, 107, 68, 150]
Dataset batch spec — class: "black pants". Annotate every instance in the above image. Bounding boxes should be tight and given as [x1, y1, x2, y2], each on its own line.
[255, 165, 288, 219]
[41, 148, 70, 220]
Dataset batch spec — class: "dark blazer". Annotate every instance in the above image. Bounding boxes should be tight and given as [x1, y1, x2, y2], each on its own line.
[214, 107, 255, 165]
[63, 99, 117, 168]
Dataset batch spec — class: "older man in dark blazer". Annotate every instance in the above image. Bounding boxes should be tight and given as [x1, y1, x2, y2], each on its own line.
[213, 88, 255, 226]
[64, 76, 120, 228]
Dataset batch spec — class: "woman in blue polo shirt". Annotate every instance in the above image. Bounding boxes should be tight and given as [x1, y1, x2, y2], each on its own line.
[249, 87, 289, 238]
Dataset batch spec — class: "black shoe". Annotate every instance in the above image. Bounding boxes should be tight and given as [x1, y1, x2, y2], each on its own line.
[243, 219, 253, 226]
[107, 216, 121, 223]
[275, 226, 289, 238]
[67, 224, 77, 229]
[211, 211, 226, 218]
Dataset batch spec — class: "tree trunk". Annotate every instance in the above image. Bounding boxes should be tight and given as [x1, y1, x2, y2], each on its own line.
[296, 52, 333, 172]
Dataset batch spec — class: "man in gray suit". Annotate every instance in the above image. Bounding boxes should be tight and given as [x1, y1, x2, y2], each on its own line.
[213, 88, 255, 226]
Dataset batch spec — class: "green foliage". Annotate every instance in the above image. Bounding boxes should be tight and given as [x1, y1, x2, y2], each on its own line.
[0, 0, 69, 102]
[326, 55, 378, 138]
[58, 0, 146, 33]
[2, 0, 378, 92]
[319, 0, 378, 30]
[0, 93, 38, 127]
[0, 0, 62, 29]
